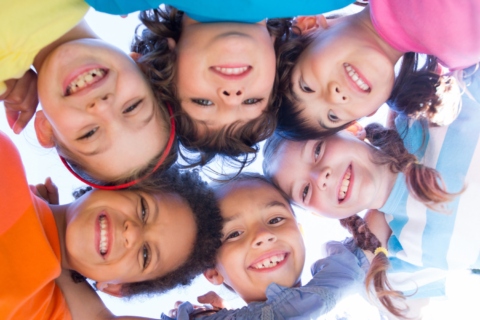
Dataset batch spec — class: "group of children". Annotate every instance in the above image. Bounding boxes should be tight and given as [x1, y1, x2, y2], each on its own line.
[1, 0, 480, 319]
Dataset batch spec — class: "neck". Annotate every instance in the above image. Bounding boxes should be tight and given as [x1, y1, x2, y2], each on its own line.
[355, 6, 404, 64]
[50, 203, 73, 270]
[33, 19, 98, 74]
[374, 164, 399, 210]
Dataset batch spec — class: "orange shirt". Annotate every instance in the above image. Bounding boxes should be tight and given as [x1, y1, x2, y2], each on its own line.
[0, 131, 71, 320]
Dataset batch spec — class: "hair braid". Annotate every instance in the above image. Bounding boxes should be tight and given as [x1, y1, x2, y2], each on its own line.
[340, 215, 407, 317]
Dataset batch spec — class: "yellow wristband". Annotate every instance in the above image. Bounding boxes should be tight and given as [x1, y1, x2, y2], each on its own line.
[374, 247, 388, 257]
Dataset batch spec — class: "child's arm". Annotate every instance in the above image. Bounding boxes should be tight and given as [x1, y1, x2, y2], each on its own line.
[55, 269, 157, 320]
[0, 69, 38, 134]
[163, 243, 365, 320]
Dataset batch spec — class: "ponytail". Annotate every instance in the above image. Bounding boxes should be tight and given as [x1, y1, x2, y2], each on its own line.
[340, 216, 407, 317]
[365, 123, 460, 211]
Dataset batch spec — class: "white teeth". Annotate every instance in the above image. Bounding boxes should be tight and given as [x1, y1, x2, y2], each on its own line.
[99, 215, 108, 255]
[344, 63, 370, 92]
[214, 66, 249, 75]
[66, 68, 107, 95]
[338, 168, 351, 201]
[252, 254, 286, 269]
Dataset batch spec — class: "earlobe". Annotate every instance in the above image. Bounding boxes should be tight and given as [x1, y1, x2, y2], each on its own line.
[203, 268, 224, 286]
[167, 38, 176, 50]
[95, 282, 124, 298]
[129, 52, 142, 62]
[294, 15, 328, 35]
[34, 110, 55, 148]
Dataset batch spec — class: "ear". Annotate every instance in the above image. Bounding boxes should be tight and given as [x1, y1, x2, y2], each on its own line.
[344, 121, 366, 140]
[95, 282, 124, 298]
[129, 52, 142, 62]
[34, 110, 55, 148]
[203, 268, 224, 286]
[167, 38, 176, 50]
[294, 15, 328, 35]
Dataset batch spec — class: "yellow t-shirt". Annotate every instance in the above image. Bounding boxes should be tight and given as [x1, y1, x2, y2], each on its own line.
[0, 0, 89, 95]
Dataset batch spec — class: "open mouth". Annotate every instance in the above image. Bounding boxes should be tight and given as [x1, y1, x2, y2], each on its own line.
[98, 214, 109, 256]
[65, 68, 108, 96]
[338, 165, 352, 203]
[344, 63, 371, 92]
[210, 65, 252, 79]
[249, 253, 288, 270]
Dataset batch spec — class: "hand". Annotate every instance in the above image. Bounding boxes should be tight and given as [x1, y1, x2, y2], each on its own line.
[345, 121, 366, 140]
[1, 69, 38, 134]
[29, 177, 59, 204]
[197, 291, 228, 309]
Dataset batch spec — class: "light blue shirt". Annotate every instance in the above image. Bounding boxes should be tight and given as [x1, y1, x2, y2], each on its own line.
[161, 241, 365, 320]
[85, 0, 355, 22]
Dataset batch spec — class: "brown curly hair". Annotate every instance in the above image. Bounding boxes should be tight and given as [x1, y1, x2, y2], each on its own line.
[131, 6, 294, 170]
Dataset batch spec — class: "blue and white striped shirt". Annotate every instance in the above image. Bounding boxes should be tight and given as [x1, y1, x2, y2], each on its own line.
[380, 67, 480, 298]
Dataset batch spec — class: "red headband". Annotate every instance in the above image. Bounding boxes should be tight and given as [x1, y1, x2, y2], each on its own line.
[60, 103, 176, 190]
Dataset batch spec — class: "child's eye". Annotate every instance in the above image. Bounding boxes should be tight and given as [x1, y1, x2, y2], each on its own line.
[192, 99, 214, 106]
[78, 127, 98, 140]
[268, 217, 284, 224]
[123, 99, 143, 114]
[142, 244, 151, 269]
[299, 76, 315, 93]
[243, 98, 264, 105]
[328, 111, 340, 123]
[225, 230, 243, 241]
[302, 184, 310, 202]
[314, 142, 323, 161]
[139, 195, 148, 222]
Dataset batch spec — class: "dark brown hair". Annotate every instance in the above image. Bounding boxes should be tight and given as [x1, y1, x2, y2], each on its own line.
[132, 7, 294, 171]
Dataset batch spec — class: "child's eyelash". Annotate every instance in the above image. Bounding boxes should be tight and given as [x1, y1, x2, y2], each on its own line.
[78, 127, 99, 140]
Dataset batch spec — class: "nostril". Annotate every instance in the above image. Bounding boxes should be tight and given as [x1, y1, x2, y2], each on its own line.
[342, 96, 346, 100]
[223, 91, 230, 96]
[102, 95, 108, 101]
[235, 90, 242, 96]
[335, 87, 340, 93]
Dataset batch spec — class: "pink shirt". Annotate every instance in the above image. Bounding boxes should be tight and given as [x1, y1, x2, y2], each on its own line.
[370, 0, 480, 70]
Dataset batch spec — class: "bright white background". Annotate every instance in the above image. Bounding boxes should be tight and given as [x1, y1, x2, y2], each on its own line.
[1, 6, 479, 319]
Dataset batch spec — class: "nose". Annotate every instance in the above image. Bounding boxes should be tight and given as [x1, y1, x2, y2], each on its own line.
[327, 82, 348, 104]
[218, 88, 244, 107]
[252, 229, 277, 248]
[86, 93, 112, 110]
[122, 220, 141, 249]
[313, 167, 331, 190]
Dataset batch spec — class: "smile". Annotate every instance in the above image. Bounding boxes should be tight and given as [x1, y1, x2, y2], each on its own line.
[249, 252, 288, 271]
[344, 63, 370, 92]
[210, 65, 252, 79]
[98, 214, 109, 256]
[65, 68, 108, 96]
[338, 165, 352, 202]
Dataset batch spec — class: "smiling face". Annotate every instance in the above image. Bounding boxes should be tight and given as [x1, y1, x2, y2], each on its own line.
[213, 179, 305, 303]
[291, 13, 398, 131]
[268, 132, 396, 219]
[36, 39, 168, 182]
[64, 189, 197, 286]
[175, 17, 276, 132]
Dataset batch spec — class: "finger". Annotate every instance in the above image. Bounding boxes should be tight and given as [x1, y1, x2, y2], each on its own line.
[4, 108, 19, 130]
[0, 79, 15, 100]
[174, 300, 184, 308]
[197, 291, 219, 304]
[4, 70, 38, 133]
[29, 184, 40, 196]
[34, 184, 49, 200]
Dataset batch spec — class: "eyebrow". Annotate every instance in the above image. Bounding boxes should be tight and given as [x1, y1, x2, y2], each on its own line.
[149, 193, 160, 273]
[265, 200, 288, 210]
[223, 213, 241, 223]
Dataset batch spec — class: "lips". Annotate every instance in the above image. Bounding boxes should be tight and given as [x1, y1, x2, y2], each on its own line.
[210, 65, 251, 80]
[343, 63, 371, 93]
[248, 252, 289, 272]
[63, 66, 109, 96]
[338, 165, 353, 203]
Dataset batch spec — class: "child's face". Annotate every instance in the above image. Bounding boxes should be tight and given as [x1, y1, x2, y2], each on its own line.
[291, 17, 396, 130]
[65, 189, 197, 286]
[36, 39, 168, 182]
[175, 17, 276, 133]
[268, 132, 388, 219]
[214, 180, 305, 303]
